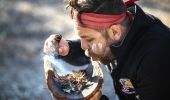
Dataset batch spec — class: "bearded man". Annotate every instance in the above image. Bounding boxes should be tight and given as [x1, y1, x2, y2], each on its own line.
[44, 0, 170, 100]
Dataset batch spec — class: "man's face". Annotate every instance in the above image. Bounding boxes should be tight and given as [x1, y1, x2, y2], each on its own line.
[76, 26, 114, 64]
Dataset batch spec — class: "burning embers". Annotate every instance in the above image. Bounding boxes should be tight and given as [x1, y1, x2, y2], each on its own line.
[55, 70, 89, 94]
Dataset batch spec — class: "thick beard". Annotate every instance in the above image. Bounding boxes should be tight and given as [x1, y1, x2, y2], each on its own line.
[85, 47, 114, 65]
[97, 48, 114, 65]
[99, 54, 114, 65]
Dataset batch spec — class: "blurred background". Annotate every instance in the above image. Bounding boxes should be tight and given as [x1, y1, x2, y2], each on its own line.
[0, 0, 170, 100]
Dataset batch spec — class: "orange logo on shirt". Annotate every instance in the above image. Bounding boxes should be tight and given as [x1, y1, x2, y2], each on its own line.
[119, 78, 136, 94]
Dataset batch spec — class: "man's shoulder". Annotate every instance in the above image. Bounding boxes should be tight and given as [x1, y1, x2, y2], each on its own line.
[144, 20, 170, 43]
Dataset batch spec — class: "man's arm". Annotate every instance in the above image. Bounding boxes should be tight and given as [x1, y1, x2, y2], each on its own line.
[59, 39, 90, 66]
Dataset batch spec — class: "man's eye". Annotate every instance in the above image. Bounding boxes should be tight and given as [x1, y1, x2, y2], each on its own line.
[86, 38, 94, 42]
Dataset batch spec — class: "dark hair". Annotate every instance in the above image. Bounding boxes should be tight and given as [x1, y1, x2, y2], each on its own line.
[67, 0, 127, 24]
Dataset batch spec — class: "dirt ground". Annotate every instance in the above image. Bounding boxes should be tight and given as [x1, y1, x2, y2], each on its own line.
[0, 0, 170, 100]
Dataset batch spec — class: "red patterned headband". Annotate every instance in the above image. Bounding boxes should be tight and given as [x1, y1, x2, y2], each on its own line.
[74, 0, 138, 30]
[74, 13, 126, 30]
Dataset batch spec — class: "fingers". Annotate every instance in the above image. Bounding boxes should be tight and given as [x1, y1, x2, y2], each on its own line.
[43, 35, 69, 56]
[58, 44, 69, 56]
[57, 37, 70, 56]
[44, 39, 48, 53]
[44, 39, 51, 54]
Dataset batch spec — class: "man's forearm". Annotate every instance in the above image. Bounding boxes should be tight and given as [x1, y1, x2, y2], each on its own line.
[58, 39, 90, 66]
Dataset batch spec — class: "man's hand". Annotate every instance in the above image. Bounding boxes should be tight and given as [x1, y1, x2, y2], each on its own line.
[44, 34, 70, 56]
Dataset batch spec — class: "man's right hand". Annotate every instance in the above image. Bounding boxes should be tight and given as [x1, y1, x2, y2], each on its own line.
[44, 34, 70, 56]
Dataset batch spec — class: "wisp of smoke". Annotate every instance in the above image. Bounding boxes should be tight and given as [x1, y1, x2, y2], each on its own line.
[43, 55, 89, 76]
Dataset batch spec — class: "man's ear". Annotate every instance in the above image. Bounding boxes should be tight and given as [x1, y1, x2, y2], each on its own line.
[107, 25, 122, 41]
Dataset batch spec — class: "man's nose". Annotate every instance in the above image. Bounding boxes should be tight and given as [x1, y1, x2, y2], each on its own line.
[81, 40, 89, 50]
